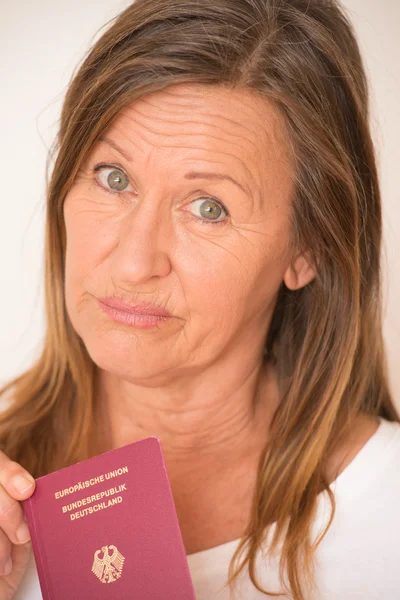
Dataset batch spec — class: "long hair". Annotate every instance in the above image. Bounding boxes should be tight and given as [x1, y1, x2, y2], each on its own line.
[0, 0, 398, 598]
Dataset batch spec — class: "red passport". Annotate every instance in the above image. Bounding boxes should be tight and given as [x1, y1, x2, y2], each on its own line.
[21, 436, 196, 599]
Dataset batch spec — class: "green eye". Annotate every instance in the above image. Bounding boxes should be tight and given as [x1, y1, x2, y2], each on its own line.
[94, 165, 133, 194]
[107, 169, 129, 191]
[199, 199, 223, 221]
[189, 198, 228, 225]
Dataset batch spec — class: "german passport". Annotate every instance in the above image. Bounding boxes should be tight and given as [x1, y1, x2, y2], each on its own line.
[21, 436, 196, 599]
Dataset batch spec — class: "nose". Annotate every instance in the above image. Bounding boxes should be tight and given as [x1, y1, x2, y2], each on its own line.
[110, 200, 172, 285]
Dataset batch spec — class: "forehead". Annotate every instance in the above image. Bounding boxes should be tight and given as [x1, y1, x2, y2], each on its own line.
[99, 83, 293, 204]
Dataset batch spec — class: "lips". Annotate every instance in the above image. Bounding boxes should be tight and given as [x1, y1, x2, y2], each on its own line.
[98, 296, 172, 317]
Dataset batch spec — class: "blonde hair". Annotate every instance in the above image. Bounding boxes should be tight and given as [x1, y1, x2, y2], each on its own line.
[0, 0, 398, 598]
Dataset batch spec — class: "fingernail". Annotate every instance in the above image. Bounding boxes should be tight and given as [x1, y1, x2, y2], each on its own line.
[12, 474, 35, 494]
[16, 522, 31, 544]
[2, 557, 12, 576]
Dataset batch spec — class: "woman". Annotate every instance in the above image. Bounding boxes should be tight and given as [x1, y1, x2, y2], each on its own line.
[0, 0, 399, 598]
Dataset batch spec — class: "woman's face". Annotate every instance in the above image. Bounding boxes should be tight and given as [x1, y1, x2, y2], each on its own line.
[63, 83, 311, 382]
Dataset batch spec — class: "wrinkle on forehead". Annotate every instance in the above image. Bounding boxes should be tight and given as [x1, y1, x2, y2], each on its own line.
[106, 83, 293, 213]
[121, 84, 284, 147]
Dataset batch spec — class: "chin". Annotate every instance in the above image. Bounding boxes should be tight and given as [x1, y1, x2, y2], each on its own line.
[83, 329, 172, 384]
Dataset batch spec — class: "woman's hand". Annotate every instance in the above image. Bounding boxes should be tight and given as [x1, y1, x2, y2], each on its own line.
[0, 451, 36, 599]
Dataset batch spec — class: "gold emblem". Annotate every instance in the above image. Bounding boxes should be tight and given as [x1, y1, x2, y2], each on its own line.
[91, 544, 125, 583]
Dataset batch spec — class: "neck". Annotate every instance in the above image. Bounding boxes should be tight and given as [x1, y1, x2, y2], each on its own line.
[95, 358, 279, 478]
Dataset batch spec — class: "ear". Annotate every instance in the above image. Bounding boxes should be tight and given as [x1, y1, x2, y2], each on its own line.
[283, 250, 317, 291]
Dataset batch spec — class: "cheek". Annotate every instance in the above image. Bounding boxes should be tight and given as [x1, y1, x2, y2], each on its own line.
[64, 194, 119, 280]
[63, 198, 118, 326]
[178, 226, 289, 333]
[174, 234, 260, 332]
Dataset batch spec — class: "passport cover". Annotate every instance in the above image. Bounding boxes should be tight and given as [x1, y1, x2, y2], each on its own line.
[21, 436, 197, 599]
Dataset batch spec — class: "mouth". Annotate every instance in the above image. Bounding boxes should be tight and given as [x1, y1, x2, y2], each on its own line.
[97, 297, 172, 329]
[98, 296, 172, 317]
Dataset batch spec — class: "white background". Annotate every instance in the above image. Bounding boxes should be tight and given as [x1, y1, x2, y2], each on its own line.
[1, 1, 399, 409]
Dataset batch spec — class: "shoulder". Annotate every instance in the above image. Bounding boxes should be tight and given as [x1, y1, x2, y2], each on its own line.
[351, 413, 400, 460]
[315, 415, 400, 550]
[345, 413, 381, 460]
[314, 413, 400, 598]
[326, 413, 399, 485]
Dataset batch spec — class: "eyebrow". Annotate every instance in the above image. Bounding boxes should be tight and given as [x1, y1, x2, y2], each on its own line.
[184, 171, 250, 196]
[98, 136, 251, 196]
[99, 136, 132, 162]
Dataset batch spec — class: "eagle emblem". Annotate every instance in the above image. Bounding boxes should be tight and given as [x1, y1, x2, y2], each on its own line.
[91, 544, 125, 583]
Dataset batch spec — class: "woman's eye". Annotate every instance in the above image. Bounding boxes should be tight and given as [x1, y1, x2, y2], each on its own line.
[188, 198, 229, 225]
[92, 165, 228, 226]
[94, 165, 134, 194]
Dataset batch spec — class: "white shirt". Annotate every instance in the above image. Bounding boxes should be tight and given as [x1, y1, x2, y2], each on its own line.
[14, 416, 400, 599]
